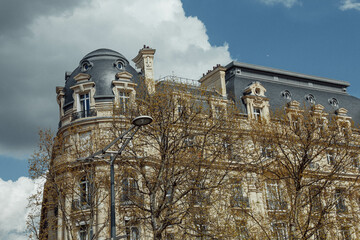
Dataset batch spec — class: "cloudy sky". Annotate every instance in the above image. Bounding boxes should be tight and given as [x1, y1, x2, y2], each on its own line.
[0, 0, 359, 238]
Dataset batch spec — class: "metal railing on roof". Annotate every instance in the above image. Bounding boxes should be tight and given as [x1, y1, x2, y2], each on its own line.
[156, 75, 200, 87]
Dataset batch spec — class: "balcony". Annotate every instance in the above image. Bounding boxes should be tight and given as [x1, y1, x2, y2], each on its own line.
[72, 109, 97, 121]
[72, 199, 90, 211]
[267, 200, 287, 211]
[156, 75, 200, 87]
[231, 196, 250, 208]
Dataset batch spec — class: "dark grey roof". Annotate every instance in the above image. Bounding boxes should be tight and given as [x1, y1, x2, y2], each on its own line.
[63, 49, 140, 111]
[225, 61, 360, 126]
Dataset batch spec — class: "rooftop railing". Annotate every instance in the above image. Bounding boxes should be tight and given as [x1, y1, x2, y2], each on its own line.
[156, 75, 200, 87]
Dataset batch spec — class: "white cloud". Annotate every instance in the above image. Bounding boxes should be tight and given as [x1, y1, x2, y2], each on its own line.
[0, 177, 44, 240]
[340, 0, 360, 10]
[259, 0, 300, 8]
[0, 0, 232, 157]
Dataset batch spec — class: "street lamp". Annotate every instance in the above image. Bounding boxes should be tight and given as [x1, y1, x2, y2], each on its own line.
[79, 115, 152, 240]
[108, 115, 152, 240]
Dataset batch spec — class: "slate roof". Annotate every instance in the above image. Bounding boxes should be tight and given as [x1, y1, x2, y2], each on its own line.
[225, 61, 360, 126]
[63, 48, 140, 112]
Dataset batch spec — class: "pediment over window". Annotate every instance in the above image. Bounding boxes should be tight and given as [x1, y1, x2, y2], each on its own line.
[336, 107, 348, 116]
[312, 104, 325, 113]
[243, 81, 267, 97]
[115, 71, 133, 81]
[74, 73, 91, 83]
[287, 100, 300, 109]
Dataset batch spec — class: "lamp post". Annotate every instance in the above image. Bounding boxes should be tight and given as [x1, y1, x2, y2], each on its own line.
[80, 115, 152, 240]
[109, 116, 152, 240]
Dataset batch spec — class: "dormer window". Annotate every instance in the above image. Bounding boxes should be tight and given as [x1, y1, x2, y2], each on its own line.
[281, 90, 292, 100]
[242, 82, 269, 121]
[80, 93, 90, 117]
[81, 61, 92, 72]
[253, 108, 262, 120]
[114, 60, 125, 70]
[329, 98, 339, 108]
[305, 94, 316, 104]
[119, 90, 130, 114]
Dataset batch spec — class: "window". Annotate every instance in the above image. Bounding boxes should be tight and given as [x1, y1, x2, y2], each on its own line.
[165, 233, 175, 240]
[266, 181, 287, 210]
[184, 136, 195, 147]
[271, 222, 288, 240]
[327, 152, 335, 165]
[310, 187, 321, 211]
[166, 189, 173, 203]
[253, 107, 262, 120]
[329, 98, 339, 108]
[114, 59, 125, 70]
[230, 181, 249, 208]
[237, 224, 250, 240]
[281, 90, 292, 100]
[195, 223, 208, 240]
[213, 105, 222, 119]
[125, 219, 140, 240]
[339, 227, 351, 240]
[177, 104, 188, 121]
[305, 94, 316, 104]
[79, 224, 92, 240]
[193, 183, 209, 206]
[335, 189, 347, 213]
[351, 154, 360, 171]
[223, 141, 234, 160]
[308, 161, 320, 170]
[262, 145, 273, 159]
[80, 176, 91, 208]
[290, 115, 300, 133]
[119, 91, 130, 114]
[81, 61, 92, 72]
[121, 178, 138, 204]
[80, 93, 90, 117]
[314, 228, 326, 240]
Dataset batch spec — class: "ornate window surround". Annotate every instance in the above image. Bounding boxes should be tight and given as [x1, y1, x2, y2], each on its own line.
[112, 71, 136, 113]
[70, 73, 96, 113]
[242, 81, 270, 121]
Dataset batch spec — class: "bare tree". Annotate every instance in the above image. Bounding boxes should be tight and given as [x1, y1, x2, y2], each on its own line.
[247, 104, 360, 239]
[109, 81, 243, 239]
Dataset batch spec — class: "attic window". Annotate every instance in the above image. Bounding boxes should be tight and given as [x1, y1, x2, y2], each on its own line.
[305, 94, 315, 104]
[281, 90, 291, 100]
[114, 60, 125, 70]
[81, 61, 92, 72]
[328, 98, 339, 108]
[255, 88, 261, 95]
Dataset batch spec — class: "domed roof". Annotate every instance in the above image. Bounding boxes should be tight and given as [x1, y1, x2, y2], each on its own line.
[82, 48, 127, 62]
[62, 48, 140, 112]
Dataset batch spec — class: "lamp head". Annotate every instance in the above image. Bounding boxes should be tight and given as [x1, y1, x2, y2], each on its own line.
[132, 115, 153, 127]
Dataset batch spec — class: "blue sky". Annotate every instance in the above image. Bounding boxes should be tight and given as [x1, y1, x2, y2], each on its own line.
[0, 0, 359, 238]
[182, 0, 360, 97]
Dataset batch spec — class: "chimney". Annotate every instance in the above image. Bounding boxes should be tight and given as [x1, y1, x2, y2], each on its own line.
[132, 46, 156, 94]
[199, 65, 227, 97]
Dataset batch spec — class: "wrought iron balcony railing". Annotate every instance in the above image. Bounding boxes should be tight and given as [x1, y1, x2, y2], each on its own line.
[72, 109, 97, 121]
[72, 199, 90, 211]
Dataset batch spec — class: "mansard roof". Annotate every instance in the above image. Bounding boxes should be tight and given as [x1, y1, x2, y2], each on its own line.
[63, 48, 140, 112]
[225, 61, 360, 126]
